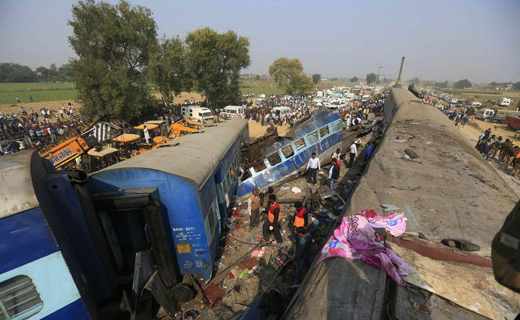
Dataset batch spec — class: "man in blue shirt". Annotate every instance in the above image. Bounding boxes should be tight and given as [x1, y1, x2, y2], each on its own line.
[365, 142, 373, 161]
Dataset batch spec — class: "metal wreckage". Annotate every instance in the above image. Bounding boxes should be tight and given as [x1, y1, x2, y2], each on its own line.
[238, 107, 381, 196]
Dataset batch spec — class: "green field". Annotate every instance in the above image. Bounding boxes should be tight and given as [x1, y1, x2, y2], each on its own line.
[441, 88, 520, 104]
[239, 78, 355, 97]
[0, 82, 75, 92]
[0, 89, 78, 105]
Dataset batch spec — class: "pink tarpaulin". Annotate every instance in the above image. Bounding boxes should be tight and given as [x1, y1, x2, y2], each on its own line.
[317, 210, 412, 286]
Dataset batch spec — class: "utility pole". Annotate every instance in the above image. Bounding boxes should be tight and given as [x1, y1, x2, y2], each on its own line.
[376, 66, 382, 85]
[396, 56, 405, 85]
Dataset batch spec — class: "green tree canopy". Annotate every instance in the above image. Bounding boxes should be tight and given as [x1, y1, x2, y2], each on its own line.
[68, 0, 158, 120]
[410, 77, 421, 85]
[350, 76, 358, 83]
[366, 73, 377, 84]
[269, 57, 314, 95]
[149, 36, 191, 105]
[185, 27, 250, 109]
[453, 79, 472, 89]
[0, 63, 37, 82]
[312, 73, 321, 85]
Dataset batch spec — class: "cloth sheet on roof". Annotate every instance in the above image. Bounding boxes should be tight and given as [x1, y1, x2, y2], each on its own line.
[317, 210, 412, 286]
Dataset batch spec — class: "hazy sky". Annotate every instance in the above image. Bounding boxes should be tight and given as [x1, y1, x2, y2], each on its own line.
[0, 0, 519, 83]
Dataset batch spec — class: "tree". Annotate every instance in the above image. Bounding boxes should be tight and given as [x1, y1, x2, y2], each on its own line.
[149, 36, 190, 105]
[312, 73, 321, 85]
[350, 77, 358, 83]
[513, 82, 520, 91]
[366, 73, 377, 84]
[434, 81, 448, 88]
[185, 27, 250, 109]
[0, 63, 36, 82]
[410, 77, 421, 85]
[57, 63, 74, 82]
[453, 79, 472, 89]
[36, 66, 50, 82]
[68, 0, 158, 120]
[268, 57, 314, 95]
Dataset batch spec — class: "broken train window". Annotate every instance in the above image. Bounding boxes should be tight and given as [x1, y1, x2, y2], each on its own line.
[266, 152, 282, 166]
[294, 138, 306, 151]
[305, 131, 318, 145]
[319, 125, 330, 138]
[281, 145, 295, 159]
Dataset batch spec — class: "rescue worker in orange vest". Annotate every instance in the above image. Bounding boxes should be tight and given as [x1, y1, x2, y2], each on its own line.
[291, 201, 309, 235]
[263, 194, 283, 243]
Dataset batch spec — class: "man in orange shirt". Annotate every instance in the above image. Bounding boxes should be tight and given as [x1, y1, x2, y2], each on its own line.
[248, 189, 261, 231]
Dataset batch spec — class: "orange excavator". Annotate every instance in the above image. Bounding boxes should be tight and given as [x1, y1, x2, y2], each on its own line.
[40, 136, 97, 169]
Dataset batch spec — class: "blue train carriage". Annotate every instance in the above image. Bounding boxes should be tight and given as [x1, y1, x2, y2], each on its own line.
[0, 152, 91, 320]
[237, 108, 347, 196]
[88, 118, 249, 283]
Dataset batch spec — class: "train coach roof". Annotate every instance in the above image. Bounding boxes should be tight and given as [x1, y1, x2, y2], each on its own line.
[0, 152, 39, 218]
[94, 118, 248, 188]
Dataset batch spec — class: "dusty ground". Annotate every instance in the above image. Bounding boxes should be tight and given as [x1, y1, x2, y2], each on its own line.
[247, 120, 290, 139]
[0, 92, 203, 116]
[454, 119, 520, 196]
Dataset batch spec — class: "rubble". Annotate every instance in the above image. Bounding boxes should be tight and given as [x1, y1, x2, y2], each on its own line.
[177, 130, 375, 319]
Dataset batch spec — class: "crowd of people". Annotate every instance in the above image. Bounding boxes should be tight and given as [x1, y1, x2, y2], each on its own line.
[0, 103, 85, 155]
[476, 128, 520, 176]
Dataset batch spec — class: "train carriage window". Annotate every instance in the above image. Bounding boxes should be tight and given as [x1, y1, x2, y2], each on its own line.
[0, 275, 43, 320]
[305, 131, 319, 145]
[208, 208, 216, 234]
[319, 126, 330, 138]
[281, 145, 295, 159]
[294, 138, 306, 150]
[267, 152, 282, 166]
[331, 120, 343, 133]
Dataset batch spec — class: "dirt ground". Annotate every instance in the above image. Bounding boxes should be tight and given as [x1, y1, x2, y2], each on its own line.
[247, 120, 290, 139]
[0, 92, 203, 116]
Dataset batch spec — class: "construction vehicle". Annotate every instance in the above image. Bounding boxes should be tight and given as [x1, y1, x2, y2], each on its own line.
[40, 136, 97, 169]
[111, 133, 149, 159]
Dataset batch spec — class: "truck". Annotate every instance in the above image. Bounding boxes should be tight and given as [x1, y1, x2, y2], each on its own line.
[504, 116, 520, 130]
[40, 136, 97, 168]
[180, 105, 213, 121]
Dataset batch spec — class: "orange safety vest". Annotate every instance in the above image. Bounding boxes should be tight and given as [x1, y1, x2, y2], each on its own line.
[268, 202, 281, 223]
[294, 207, 306, 227]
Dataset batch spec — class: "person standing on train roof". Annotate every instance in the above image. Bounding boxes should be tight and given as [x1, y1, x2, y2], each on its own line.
[248, 188, 261, 231]
[143, 125, 150, 144]
[263, 194, 283, 243]
[306, 152, 320, 185]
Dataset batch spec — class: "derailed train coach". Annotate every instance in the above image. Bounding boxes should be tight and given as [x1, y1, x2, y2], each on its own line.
[238, 108, 353, 196]
[0, 118, 249, 319]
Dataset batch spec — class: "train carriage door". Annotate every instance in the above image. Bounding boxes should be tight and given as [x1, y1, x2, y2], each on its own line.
[90, 189, 187, 314]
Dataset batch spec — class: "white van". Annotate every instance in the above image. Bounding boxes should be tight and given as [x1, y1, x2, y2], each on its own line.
[499, 98, 512, 107]
[221, 106, 245, 118]
[272, 106, 291, 117]
[476, 108, 495, 121]
[181, 105, 213, 121]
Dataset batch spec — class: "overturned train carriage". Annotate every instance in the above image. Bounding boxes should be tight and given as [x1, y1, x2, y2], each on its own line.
[238, 107, 357, 196]
[0, 118, 249, 319]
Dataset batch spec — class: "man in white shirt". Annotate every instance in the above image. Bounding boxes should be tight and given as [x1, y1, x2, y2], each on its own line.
[306, 152, 320, 185]
[143, 125, 150, 144]
[348, 140, 359, 168]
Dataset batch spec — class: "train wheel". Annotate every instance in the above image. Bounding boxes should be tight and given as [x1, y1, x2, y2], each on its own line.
[172, 283, 195, 302]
